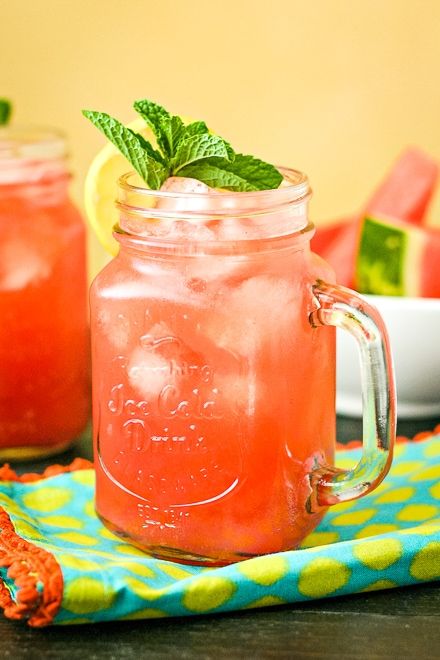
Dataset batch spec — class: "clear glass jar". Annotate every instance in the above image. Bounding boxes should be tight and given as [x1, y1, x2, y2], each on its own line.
[0, 127, 90, 460]
[91, 169, 395, 566]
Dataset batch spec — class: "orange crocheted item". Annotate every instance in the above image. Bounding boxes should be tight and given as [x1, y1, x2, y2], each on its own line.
[0, 457, 93, 484]
[0, 509, 63, 626]
[0, 458, 92, 626]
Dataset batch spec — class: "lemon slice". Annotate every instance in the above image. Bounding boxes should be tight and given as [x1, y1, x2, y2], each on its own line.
[84, 118, 157, 256]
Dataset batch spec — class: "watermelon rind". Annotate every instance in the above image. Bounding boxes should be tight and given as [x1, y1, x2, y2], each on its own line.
[355, 216, 425, 296]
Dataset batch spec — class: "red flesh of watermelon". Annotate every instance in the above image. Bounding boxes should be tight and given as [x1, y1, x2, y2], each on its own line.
[421, 228, 440, 298]
[310, 218, 351, 255]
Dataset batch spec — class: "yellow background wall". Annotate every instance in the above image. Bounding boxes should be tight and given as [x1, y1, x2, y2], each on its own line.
[2, 0, 440, 274]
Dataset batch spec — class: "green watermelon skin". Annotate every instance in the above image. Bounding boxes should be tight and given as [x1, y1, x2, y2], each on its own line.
[355, 215, 440, 298]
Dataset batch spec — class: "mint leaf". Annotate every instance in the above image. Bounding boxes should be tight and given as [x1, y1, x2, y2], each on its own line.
[133, 99, 170, 136]
[127, 128, 165, 164]
[219, 154, 283, 190]
[0, 99, 12, 126]
[157, 115, 185, 157]
[171, 134, 233, 174]
[178, 162, 258, 191]
[82, 110, 168, 189]
[179, 154, 282, 191]
[133, 99, 172, 155]
[184, 121, 209, 137]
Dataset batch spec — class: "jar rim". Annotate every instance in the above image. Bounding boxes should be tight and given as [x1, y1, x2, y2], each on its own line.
[0, 126, 67, 162]
[116, 167, 311, 229]
[117, 166, 311, 215]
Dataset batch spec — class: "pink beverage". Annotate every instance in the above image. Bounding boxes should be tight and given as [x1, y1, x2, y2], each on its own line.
[0, 127, 89, 460]
[91, 170, 395, 566]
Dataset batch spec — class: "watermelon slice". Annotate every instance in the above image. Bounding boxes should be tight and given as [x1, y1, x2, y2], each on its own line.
[355, 215, 440, 298]
[366, 148, 438, 225]
[313, 148, 439, 287]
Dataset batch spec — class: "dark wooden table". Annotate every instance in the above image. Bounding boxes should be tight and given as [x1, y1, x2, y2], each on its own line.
[1, 416, 439, 659]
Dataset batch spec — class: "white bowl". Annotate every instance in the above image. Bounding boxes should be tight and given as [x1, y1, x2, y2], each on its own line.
[337, 294, 440, 419]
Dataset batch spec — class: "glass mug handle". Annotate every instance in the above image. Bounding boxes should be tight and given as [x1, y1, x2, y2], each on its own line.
[309, 280, 396, 507]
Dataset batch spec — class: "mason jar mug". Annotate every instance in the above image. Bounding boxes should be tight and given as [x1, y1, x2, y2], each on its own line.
[91, 169, 395, 566]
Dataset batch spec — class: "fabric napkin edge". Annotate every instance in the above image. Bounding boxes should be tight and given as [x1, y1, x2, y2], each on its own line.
[0, 458, 92, 626]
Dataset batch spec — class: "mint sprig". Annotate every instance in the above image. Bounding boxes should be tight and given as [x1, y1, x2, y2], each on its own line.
[83, 99, 282, 191]
[0, 99, 12, 126]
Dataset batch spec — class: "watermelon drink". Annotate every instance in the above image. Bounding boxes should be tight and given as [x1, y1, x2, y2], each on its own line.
[0, 127, 89, 460]
[92, 171, 341, 564]
[86, 100, 395, 565]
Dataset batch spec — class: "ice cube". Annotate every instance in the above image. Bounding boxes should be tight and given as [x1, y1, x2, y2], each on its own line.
[121, 177, 217, 242]
[184, 253, 252, 287]
[0, 240, 51, 291]
[160, 176, 212, 197]
[157, 177, 216, 215]
[121, 213, 216, 242]
[215, 371, 262, 417]
[165, 220, 215, 241]
[138, 321, 174, 347]
[204, 276, 298, 356]
[127, 347, 170, 399]
[128, 322, 201, 400]
[214, 217, 246, 242]
[151, 177, 216, 241]
[98, 260, 209, 309]
[159, 179, 247, 240]
[97, 308, 132, 351]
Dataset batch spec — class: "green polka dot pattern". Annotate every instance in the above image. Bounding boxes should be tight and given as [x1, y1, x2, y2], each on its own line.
[0, 435, 439, 625]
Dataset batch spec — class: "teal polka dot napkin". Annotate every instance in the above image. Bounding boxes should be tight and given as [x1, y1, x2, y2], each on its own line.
[0, 434, 439, 627]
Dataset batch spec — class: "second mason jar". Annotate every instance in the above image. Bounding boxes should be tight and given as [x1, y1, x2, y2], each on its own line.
[0, 127, 90, 460]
